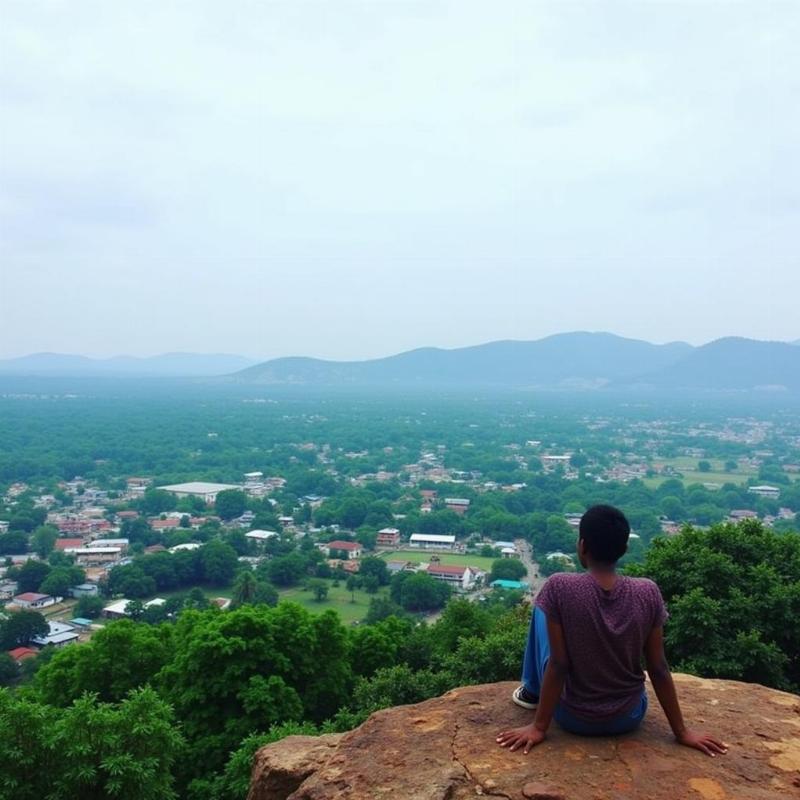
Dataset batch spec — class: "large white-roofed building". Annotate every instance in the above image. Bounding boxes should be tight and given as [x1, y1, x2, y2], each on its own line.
[409, 533, 456, 550]
[158, 481, 241, 502]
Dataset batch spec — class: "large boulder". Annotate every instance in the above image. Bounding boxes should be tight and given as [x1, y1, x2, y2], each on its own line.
[249, 674, 800, 800]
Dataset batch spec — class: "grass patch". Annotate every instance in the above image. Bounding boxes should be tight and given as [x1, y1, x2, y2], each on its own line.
[648, 457, 756, 488]
[278, 581, 389, 624]
[379, 549, 498, 570]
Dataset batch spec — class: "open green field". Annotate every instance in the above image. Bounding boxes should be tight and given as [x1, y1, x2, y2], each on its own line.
[644, 457, 756, 489]
[379, 549, 497, 570]
[277, 581, 388, 624]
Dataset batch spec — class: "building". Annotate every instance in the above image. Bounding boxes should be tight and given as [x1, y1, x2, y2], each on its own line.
[12, 592, 57, 610]
[323, 540, 362, 559]
[490, 579, 529, 591]
[158, 481, 241, 503]
[444, 498, 470, 515]
[426, 563, 477, 591]
[7, 646, 37, 663]
[376, 528, 401, 547]
[748, 485, 781, 499]
[409, 533, 456, 550]
[0, 581, 18, 601]
[65, 547, 122, 566]
[245, 529, 279, 545]
[103, 597, 165, 619]
[729, 509, 759, 521]
[88, 538, 129, 552]
[70, 583, 99, 598]
[31, 621, 80, 648]
[54, 537, 88, 551]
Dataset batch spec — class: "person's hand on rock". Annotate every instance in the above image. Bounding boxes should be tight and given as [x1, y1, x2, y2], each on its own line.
[496, 723, 546, 754]
[676, 729, 728, 757]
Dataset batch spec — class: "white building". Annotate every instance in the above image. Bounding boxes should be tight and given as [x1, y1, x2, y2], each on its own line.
[245, 529, 279, 544]
[426, 563, 478, 590]
[31, 621, 79, 648]
[158, 482, 241, 503]
[409, 533, 456, 550]
[748, 485, 781, 499]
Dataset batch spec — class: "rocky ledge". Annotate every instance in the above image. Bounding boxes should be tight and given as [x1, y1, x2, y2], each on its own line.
[248, 674, 800, 800]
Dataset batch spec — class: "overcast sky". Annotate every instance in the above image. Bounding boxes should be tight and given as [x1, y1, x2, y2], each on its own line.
[1, 1, 797, 360]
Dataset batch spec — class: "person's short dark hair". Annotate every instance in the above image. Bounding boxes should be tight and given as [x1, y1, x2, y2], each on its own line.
[579, 505, 630, 564]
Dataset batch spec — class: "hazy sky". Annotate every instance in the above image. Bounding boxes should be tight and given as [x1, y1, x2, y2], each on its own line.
[1, 1, 798, 360]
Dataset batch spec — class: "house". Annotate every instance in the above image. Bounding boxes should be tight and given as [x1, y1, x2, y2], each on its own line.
[0, 580, 18, 601]
[376, 528, 401, 547]
[729, 509, 758, 521]
[103, 597, 165, 619]
[11, 592, 57, 610]
[65, 547, 122, 566]
[31, 621, 80, 648]
[748, 485, 781, 499]
[323, 540, 362, 559]
[88, 538, 129, 553]
[7, 646, 37, 662]
[54, 537, 88, 551]
[426, 563, 477, 591]
[490, 579, 529, 591]
[409, 533, 456, 550]
[70, 583, 99, 598]
[245, 529, 279, 544]
[151, 518, 181, 530]
[444, 498, 470, 515]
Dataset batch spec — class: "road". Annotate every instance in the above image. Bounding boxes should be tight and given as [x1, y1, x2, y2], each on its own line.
[515, 538, 545, 598]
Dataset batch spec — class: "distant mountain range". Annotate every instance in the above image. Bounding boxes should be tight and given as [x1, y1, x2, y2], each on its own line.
[3, 334, 799, 391]
[0, 352, 257, 377]
[233, 333, 800, 392]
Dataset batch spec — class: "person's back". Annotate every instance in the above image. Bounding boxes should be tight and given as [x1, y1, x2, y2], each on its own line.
[497, 504, 728, 758]
[535, 571, 667, 722]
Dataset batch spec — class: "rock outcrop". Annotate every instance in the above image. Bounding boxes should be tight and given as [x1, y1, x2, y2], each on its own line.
[248, 674, 800, 800]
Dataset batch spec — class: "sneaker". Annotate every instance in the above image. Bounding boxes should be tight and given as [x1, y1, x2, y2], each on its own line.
[512, 685, 539, 709]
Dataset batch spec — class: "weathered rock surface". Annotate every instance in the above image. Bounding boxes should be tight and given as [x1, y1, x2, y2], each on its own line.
[248, 674, 800, 800]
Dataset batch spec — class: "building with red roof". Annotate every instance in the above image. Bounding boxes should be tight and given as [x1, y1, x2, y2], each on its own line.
[323, 540, 362, 559]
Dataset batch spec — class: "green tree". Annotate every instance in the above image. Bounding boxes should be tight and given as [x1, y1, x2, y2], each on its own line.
[231, 569, 258, 607]
[39, 565, 85, 598]
[308, 578, 329, 602]
[139, 488, 178, 515]
[32, 619, 173, 706]
[214, 489, 247, 520]
[0, 654, 19, 686]
[31, 525, 58, 558]
[628, 520, 800, 690]
[488, 558, 527, 583]
[157, 604, 351, 782]
[14, 559, 52, 593]
[75, 595, 105, 619]
[390, 572, 451, 612]
[0, 611, 48, 650]
[199, 539, 239, 586]
[0, 687, 183, 800]
[0, 532, 29, 555]
[358, 556, 390, 585]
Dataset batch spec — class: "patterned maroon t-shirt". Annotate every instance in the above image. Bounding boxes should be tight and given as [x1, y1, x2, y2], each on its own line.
[535, 572, 669, 721]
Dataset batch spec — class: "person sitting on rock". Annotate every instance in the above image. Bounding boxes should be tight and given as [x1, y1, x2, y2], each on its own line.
[496, 504, 728, 757]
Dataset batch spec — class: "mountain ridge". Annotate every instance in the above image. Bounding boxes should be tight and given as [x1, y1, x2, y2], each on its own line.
[0, 351, 257, 377]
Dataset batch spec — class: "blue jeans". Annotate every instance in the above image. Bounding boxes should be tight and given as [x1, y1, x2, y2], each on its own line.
[522, 607, 648, 736]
